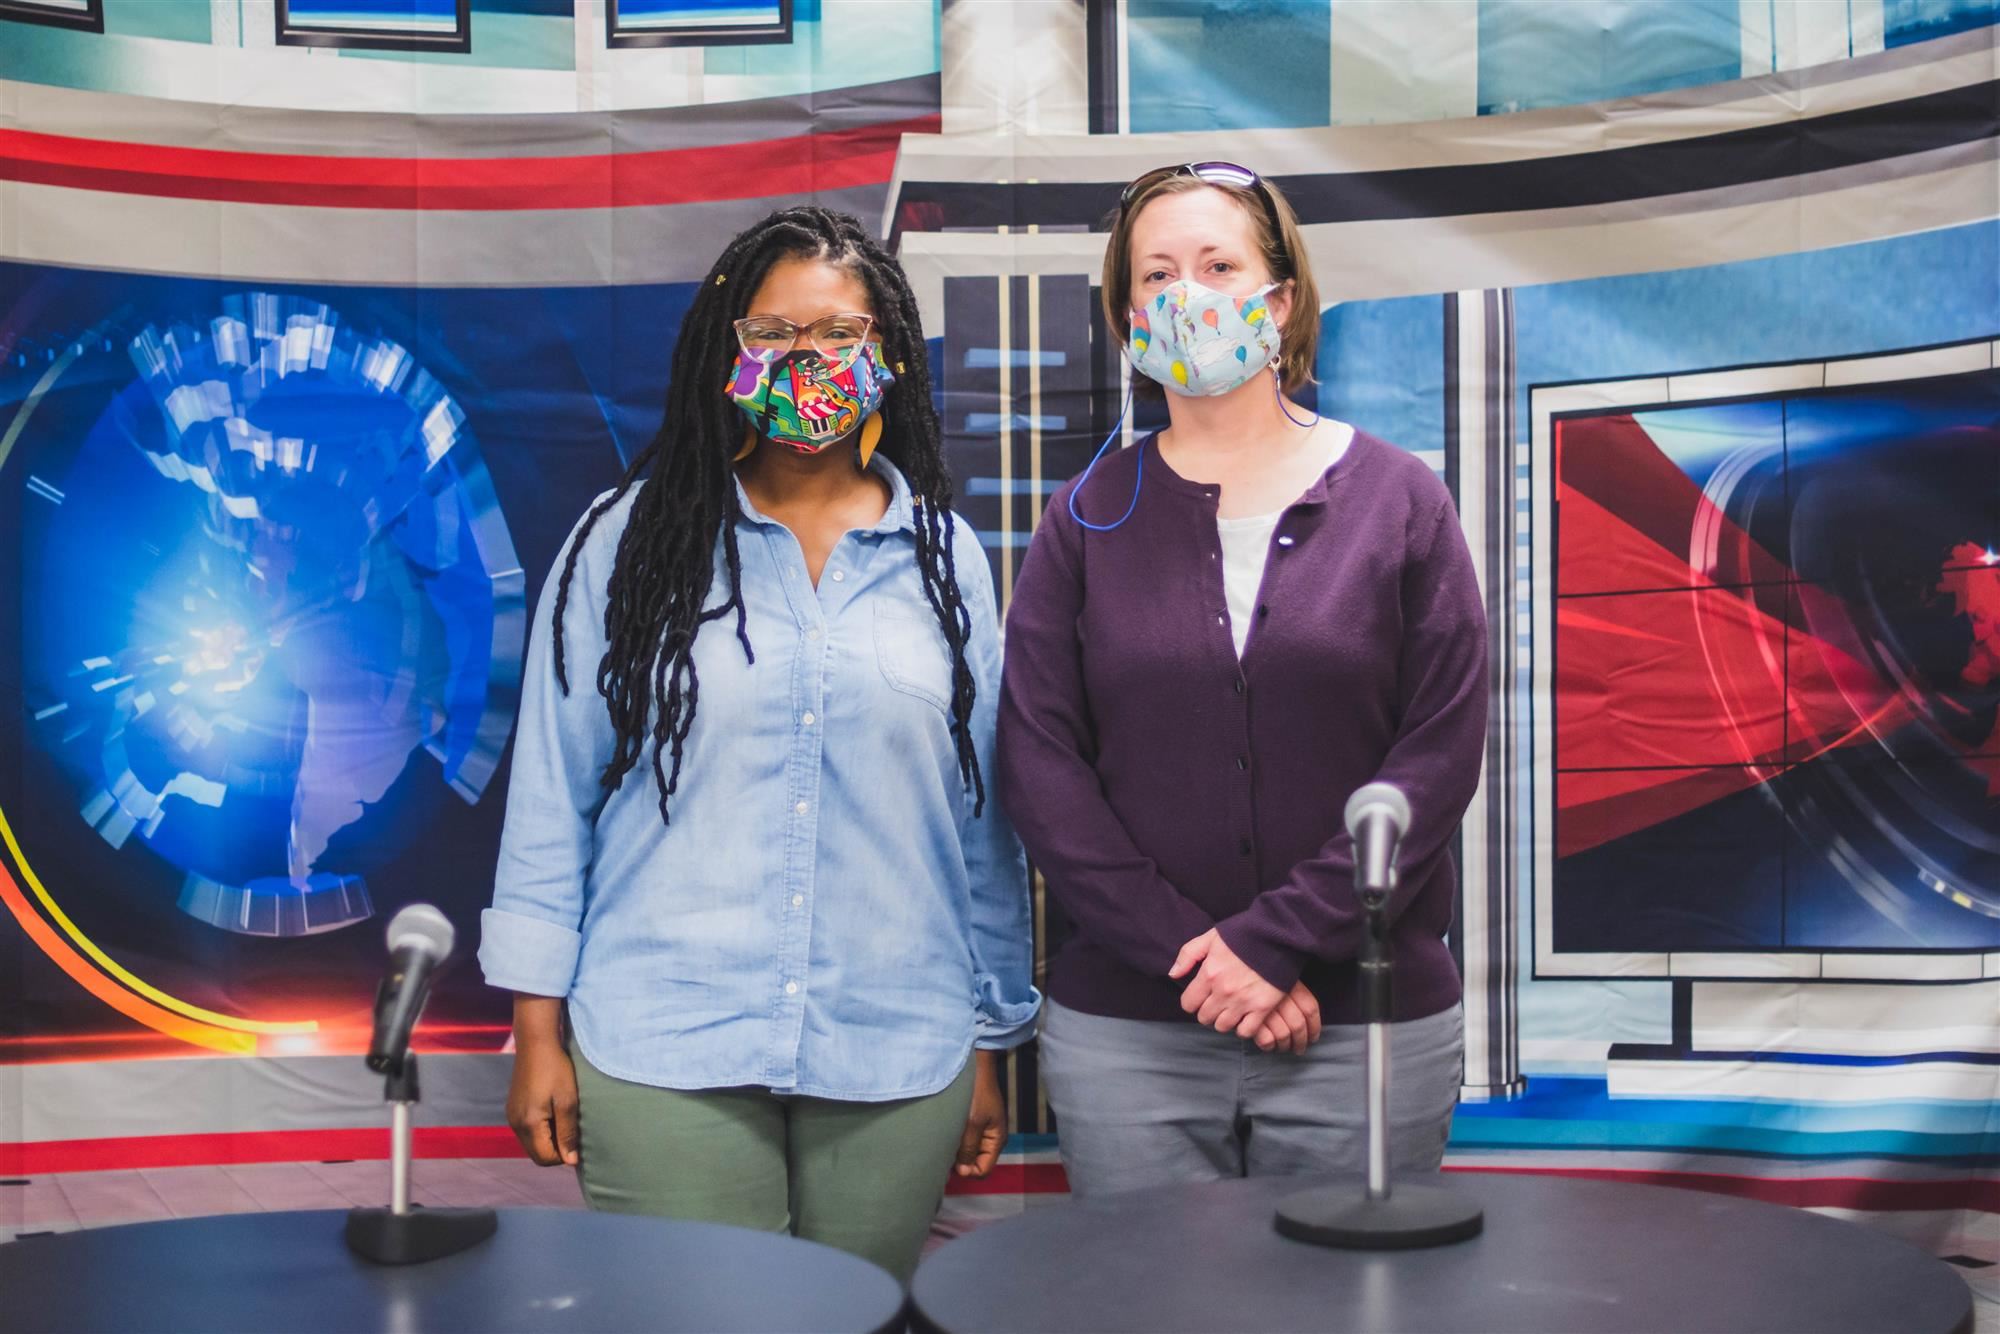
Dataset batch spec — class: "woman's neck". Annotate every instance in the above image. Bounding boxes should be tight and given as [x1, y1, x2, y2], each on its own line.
[737, 438, 885, 513]
[1156, 372, 1316, 473]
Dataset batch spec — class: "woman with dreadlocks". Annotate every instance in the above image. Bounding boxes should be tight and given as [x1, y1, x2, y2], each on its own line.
[478, 207, 1038, 1281]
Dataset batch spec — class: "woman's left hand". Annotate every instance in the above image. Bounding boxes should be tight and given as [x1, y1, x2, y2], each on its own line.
[955, 1050, 1007, 1178]
[1170, 929, 1286, 1036]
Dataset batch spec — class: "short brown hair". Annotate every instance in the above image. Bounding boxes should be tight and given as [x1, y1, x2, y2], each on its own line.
[1100, 169, 1319, 395]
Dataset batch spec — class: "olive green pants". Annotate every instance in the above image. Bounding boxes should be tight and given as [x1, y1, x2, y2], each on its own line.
[570, 1045, 974, 1283]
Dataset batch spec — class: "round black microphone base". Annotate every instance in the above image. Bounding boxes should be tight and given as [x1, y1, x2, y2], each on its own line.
[1273, 1181, 1484, 1250]
[345, 1206, 498, 1265]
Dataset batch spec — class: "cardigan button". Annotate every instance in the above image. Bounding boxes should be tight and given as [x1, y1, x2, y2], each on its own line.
[1238, 838, 1253, 856]
[1276, 535, 1295, 548]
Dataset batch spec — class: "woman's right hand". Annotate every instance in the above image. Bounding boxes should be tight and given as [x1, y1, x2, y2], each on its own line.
[507, 1038, 580, 1165]
[506, 996, 580, 1166]
[1252, 981, 1322, 1056]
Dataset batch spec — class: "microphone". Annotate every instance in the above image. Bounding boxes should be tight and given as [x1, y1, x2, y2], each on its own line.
[366, 904, 454, 1076]
[1344, 782, 1411, 902]
[1274, 778, 1483, 1250]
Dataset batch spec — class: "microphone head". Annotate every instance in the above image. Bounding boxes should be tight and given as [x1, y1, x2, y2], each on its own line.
[1344, 782, 1411, 839]
[386, 903, 454, 960]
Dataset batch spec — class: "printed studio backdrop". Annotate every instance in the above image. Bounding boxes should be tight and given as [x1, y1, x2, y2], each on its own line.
[2, 0, 1996, 1255]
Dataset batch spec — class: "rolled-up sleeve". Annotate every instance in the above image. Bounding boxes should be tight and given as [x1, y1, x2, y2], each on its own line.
[955, 518, 1041, 1050]
[478, 504, 617, 1000]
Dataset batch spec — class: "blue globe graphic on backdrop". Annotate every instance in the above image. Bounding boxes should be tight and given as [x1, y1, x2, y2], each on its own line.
[29, 293, 524, 936]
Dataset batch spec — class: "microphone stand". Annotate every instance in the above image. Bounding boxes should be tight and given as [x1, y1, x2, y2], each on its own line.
[1273, 875, 1484, 1249]
[344, 1046, 497, 1264]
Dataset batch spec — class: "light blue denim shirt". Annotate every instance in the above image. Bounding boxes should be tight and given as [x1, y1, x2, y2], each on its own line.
[479, 457, 1039, 1100]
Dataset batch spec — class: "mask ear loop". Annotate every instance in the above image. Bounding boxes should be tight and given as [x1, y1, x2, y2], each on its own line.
[1068, 373, 1144, 533]
[1265, 281, 1318, 430]
[1274, 365, 1320, 429]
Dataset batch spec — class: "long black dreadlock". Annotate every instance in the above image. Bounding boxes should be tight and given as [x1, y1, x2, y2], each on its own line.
[550, 206, 985, 823]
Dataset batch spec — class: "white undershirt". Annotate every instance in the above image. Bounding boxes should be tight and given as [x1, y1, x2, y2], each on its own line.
[1215, 421, 1356, 659]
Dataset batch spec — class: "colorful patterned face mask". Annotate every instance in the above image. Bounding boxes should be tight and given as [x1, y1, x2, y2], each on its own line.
[1128, 279, 1281, 397]
[726, 342, 896, 456]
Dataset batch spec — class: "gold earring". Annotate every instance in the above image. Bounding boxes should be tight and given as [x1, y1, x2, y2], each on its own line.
[733, 427, 757, 462]
[857, 413, 884, 469]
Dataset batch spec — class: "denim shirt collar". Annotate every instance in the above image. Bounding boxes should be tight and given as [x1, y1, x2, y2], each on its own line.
[733, 452, 918, 538]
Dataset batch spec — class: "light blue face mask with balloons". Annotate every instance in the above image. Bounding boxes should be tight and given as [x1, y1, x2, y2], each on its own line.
[1068, 277, 1316, 532]
[1128, 278, 1284, 397]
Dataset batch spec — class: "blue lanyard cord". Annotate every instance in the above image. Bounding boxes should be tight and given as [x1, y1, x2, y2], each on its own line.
[1067, 367, 1316, 533]
[1067, 384, 1145, 533]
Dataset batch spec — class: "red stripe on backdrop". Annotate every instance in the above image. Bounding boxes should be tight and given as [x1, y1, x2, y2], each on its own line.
[10, 1135, 1989, 1212]
[1447, 1164, 2000, 1213]
[4, 1127, 521, 1174]
[6, 1129, 1072, 1192]
[941, 1163, 1071, 1197]
[0, 115, 939, 211]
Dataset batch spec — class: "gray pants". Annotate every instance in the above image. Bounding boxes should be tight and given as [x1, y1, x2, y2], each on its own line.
[1039, 999, 1464, 1199]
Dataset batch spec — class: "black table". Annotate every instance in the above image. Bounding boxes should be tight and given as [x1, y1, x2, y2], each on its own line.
[912, 1172, 1974, 1333]
[1, 1208, 906, 1333]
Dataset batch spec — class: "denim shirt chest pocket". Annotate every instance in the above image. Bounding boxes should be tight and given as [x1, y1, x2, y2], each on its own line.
[873, 599, 953, 713]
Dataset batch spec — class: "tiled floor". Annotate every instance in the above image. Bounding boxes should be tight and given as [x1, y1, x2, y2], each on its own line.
[4, 1166, 1994, 1330]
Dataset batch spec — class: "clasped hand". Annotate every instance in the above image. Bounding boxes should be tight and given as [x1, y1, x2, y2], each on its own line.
[1168, 929, 1322, 1054]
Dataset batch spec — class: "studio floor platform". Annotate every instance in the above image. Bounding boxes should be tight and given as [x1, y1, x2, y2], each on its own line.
[4, 1159, 1996, 1331]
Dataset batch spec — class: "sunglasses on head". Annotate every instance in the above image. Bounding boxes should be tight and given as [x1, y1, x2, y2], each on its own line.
[1118, 161, 1287, 252]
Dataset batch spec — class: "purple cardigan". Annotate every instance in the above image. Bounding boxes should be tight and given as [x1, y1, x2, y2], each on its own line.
[996, 429, 1488, 1027]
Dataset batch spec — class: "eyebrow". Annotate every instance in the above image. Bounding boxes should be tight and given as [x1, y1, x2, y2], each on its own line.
[1139, 246, 1232, 263]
